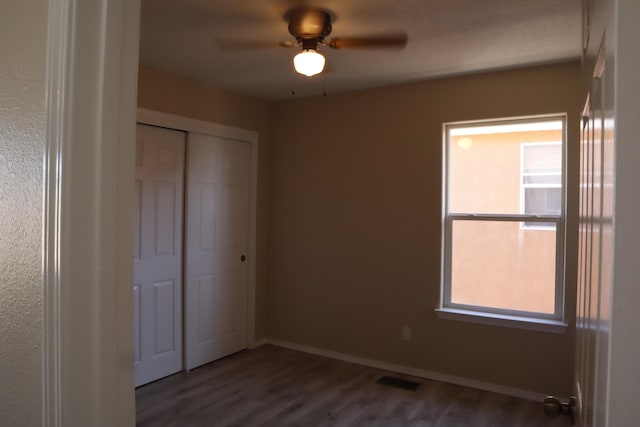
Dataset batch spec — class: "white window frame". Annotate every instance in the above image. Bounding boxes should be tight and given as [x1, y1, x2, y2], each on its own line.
[436, 115, 568, 334]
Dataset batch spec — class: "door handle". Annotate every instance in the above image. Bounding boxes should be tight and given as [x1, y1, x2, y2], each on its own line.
[544, 396, 577, 425]
[240, 254, 246, 262]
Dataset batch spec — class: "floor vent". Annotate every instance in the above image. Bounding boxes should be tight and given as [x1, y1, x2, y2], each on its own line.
[376, 375, 421, 391]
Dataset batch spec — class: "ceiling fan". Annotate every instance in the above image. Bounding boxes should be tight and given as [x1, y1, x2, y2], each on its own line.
[218, 6, 408, 77]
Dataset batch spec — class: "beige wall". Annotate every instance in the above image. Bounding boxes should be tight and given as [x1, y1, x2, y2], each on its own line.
[268, 62, 581, 396]
[137, 65, 270, 339]
[0, 0, 47, 424]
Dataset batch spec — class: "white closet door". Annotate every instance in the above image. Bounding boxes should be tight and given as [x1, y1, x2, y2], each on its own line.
[185, 133, 250, 370]
[134, 124, 185, 386]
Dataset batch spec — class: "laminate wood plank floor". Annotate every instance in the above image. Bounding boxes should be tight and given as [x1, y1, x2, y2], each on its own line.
[136, 344, 570, 427]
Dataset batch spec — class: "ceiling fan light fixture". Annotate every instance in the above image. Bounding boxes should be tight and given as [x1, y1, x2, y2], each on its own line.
[293, 48, 325, 77]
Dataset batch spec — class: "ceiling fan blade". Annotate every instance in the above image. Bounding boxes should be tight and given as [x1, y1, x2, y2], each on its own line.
[326, 32, 408, 50]
[215, 39, 296, 51]
[279, 41, 298, 48]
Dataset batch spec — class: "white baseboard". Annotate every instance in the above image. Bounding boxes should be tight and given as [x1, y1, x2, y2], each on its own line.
[264, 338, 547, 402]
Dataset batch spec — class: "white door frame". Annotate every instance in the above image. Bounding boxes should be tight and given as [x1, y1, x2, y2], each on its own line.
[43, 0, 140, 425]
[136, 108, 259, 355]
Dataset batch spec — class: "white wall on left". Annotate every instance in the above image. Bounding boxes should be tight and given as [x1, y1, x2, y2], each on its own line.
[0, 0, 47, 425]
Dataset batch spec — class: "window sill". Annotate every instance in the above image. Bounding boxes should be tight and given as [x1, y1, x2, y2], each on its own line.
[435, 308, 568, 334]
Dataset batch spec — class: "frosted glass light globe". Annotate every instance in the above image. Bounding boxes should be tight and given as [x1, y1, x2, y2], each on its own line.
[293, 49, 326, 77]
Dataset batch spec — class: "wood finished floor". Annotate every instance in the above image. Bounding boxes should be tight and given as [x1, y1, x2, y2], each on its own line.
[136, 344, 570, 427]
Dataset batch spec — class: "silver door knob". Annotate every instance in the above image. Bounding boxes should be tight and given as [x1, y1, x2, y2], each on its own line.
[543, 396, 564, 417]
[543, 396, 576, 424]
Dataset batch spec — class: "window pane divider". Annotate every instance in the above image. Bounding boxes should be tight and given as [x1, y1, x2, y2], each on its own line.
[523, 172, 562, 176]
[448, 213, 561, 223]
[522, 183, 562, 188]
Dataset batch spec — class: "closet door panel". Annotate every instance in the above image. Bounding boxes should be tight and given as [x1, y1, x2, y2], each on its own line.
[185, 133, 250, 370]
[134, 124, 185, 387]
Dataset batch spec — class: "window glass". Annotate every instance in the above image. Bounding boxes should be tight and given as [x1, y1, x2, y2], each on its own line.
[449, 121, 563, 215]
[451, 220, 557, 314]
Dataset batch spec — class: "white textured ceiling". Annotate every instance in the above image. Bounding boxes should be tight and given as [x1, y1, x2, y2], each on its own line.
[139, 0, 582, 100]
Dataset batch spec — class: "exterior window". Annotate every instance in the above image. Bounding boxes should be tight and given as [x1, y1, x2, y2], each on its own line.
[521, 142, 562, 228]
[440, 116, 566, 326]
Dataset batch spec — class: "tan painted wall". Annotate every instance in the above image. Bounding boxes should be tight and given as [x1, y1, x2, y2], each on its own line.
[0, 0, 46, 424]
[268, 62, 581, 396]
[137, 65, 270, 339]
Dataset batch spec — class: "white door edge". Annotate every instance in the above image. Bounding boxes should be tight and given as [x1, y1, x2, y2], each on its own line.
[43, 0, 141, 425]
[136, 108, 259, 352]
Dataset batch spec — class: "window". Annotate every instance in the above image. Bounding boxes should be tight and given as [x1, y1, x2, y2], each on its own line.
[438, 116, 566, 332]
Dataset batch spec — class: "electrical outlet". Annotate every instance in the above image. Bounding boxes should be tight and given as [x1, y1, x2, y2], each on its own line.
[402, 326, 412, 342]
